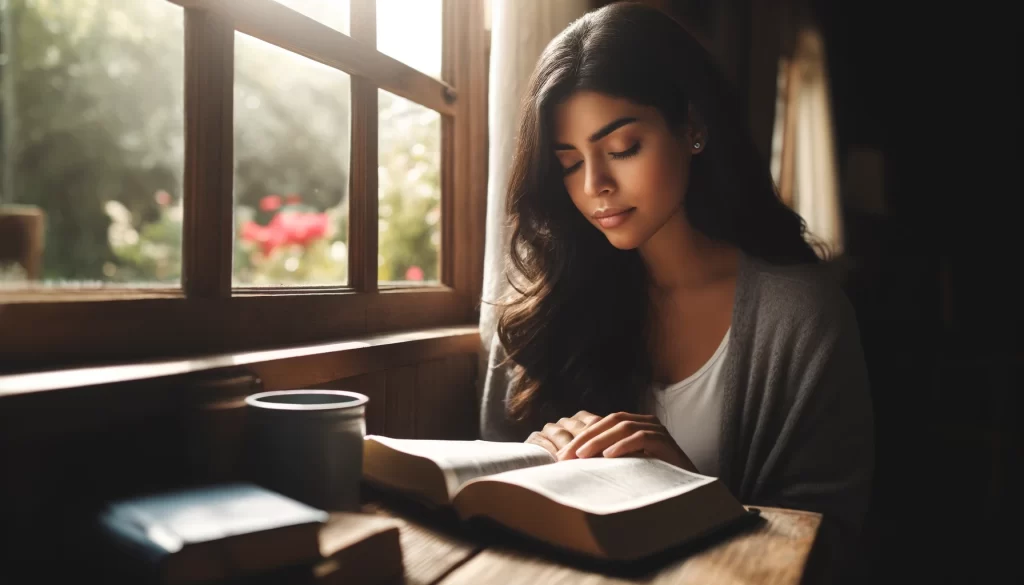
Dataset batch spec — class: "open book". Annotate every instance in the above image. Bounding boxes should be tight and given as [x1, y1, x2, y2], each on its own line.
[362, 435, 754, 561]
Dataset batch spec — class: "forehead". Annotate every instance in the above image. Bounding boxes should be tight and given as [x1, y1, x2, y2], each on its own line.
[552, 91, 649, 140]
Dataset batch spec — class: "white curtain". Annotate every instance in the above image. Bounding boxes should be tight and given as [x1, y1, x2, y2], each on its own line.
[792, 28, 843, 255]
[770, 28, 844, 256]
[477, 0, 590, 428]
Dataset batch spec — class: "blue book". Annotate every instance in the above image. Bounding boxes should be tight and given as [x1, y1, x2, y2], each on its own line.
[96, 483, 329, 584]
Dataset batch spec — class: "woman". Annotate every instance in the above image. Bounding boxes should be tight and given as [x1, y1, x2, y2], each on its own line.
[480, 0, 873, 576]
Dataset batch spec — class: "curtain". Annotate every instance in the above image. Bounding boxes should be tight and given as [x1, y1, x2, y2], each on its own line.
[477, 0, 590, 435]
[771, 27, 844, 256]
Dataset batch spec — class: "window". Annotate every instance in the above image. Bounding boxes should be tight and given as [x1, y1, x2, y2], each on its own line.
[0, 0, 186, 287]
[232, 33, 353, 287]
[0, 0, 488, 369]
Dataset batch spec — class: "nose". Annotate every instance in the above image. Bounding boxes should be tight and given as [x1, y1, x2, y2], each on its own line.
[583, 159, 615, 198]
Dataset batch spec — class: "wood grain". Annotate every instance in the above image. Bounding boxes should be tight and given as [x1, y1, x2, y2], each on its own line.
[346, 0, 378, 293]
[315, 512, 404, 584]
[182, 8, 234, 299]
[0, 288, 474, 369]
[439, 507, 821, 585]
[0, 330, 479, 440]
[385, 365, 418, 438]
[442, 0, 489, 310]
[415, 355, 478, 440]
[169, 0, 455, 116]
[0, 326, 477, 396]
[363, 500, 482, 585]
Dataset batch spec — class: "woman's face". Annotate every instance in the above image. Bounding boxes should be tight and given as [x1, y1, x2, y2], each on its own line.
[552, 91, 700, 250]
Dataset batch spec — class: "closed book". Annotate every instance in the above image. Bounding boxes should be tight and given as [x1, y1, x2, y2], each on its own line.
[97, 482, 328, 584]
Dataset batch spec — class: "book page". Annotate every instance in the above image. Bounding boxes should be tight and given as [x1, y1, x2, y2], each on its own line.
[366, 436, 556, 497]
[471, 456, 716, 515]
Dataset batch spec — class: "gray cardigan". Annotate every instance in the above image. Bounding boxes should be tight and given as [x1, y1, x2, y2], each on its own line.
[480, 252, 875, 575]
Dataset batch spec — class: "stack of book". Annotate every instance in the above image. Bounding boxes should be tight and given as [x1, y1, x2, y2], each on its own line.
[96, 482, 402, 584]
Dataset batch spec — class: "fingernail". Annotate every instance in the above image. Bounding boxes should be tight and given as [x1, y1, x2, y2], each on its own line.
[575, 447, 590, 458]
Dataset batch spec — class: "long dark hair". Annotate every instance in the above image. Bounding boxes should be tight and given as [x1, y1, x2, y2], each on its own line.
[496, 2, 818, 422]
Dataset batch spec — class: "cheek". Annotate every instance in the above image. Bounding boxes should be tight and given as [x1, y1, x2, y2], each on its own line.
[624, 150, 688, 211]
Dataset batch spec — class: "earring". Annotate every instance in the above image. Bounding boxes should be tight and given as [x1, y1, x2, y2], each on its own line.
[693, 141, 701, 149]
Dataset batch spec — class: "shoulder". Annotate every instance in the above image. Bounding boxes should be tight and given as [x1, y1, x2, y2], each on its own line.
[738, 254, 857, 343]
[733, 255, 871, 409]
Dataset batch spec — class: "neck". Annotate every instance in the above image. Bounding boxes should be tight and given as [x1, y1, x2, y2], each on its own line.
[638, 208, 739, 291]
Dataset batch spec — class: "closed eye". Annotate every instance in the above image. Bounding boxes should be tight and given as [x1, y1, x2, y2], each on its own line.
[562, 161, 583, 176]
[610, 142, 641, 160]
[560, 142, 641, 177]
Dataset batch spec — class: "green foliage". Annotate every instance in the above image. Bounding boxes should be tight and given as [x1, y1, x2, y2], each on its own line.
[377, 90, 441, 282]
[2, 0, 184, 281]
[1, 0, 440, 287]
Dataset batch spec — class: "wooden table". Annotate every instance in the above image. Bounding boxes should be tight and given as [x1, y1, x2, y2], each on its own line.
[362, 493, 823, 585]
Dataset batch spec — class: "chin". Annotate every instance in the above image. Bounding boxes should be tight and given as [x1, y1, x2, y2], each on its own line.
[601, 230, 646, 251]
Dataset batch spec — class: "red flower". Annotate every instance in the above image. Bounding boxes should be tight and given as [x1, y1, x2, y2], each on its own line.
[260, 194, 282, 212]
[241, 220, 286, 256]
[240, 220, 263, 242]
[405, 265, 424, 281]
[271, 211, 329, 247]
[241, 210, 330, 256]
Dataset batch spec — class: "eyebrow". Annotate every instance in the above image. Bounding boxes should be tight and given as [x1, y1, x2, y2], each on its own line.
[553, 116, 638, 151]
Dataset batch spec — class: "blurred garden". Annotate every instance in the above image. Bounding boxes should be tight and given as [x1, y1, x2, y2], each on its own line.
[0, 0, 441, 287]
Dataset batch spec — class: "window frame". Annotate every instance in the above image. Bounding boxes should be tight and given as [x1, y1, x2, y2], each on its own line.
[0, 0, 488, 371]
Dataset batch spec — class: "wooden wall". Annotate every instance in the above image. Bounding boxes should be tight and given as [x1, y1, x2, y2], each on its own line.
[0, 352, 479, 581]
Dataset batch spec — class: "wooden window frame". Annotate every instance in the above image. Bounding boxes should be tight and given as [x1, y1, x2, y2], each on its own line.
[0, 0, 488, 371]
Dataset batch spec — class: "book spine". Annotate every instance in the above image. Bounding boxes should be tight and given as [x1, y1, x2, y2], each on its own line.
[96, 508, 173, 568]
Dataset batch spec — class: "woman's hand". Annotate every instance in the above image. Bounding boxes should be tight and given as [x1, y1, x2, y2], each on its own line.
[525, 410, 602, 458]
[558, 412, 697, 472]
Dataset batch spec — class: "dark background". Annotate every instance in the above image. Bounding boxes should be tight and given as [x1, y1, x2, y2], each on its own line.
[601, 0, 1021, 581]
[816, 1, 1019, 582]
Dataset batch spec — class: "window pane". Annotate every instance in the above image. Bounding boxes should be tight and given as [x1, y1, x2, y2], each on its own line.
[378, 90, 440, 285]
[233, 33, 351, 287]
[271, 0, 350, 35]
[0, 0, 184, 289]
[376, 0, 442, 78]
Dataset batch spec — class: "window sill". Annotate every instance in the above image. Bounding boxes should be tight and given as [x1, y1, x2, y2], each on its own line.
[0, 288, 475, 369]
[0, 324, 481, 402]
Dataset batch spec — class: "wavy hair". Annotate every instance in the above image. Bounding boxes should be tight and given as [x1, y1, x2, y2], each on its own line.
[497, 2, 819, 422]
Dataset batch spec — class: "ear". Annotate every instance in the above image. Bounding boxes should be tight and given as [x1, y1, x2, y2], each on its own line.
[687, 103, 708, 154]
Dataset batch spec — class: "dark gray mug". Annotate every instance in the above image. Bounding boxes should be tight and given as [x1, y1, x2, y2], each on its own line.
[243, 390, 368, 512]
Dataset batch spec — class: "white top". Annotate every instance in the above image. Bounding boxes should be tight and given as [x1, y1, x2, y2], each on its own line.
[647, 328, 730, 477]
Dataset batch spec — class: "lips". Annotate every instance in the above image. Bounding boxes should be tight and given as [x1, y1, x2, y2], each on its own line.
[592, 207, 635, 229]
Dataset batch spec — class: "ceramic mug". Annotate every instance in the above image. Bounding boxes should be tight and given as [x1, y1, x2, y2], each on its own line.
[243, 390, 368, 512]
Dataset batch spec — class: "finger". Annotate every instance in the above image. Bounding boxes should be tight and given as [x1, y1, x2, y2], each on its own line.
[559, 412, 656, 460]
[598, 430, 651, 456]
[526, 432, 558, 457]
[575, 422, 663, 458]
[542, 422, 576, 451]
[604, 432, 698, 471]
[557, 417, 587, 436]
[571, 410, 602, 427]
